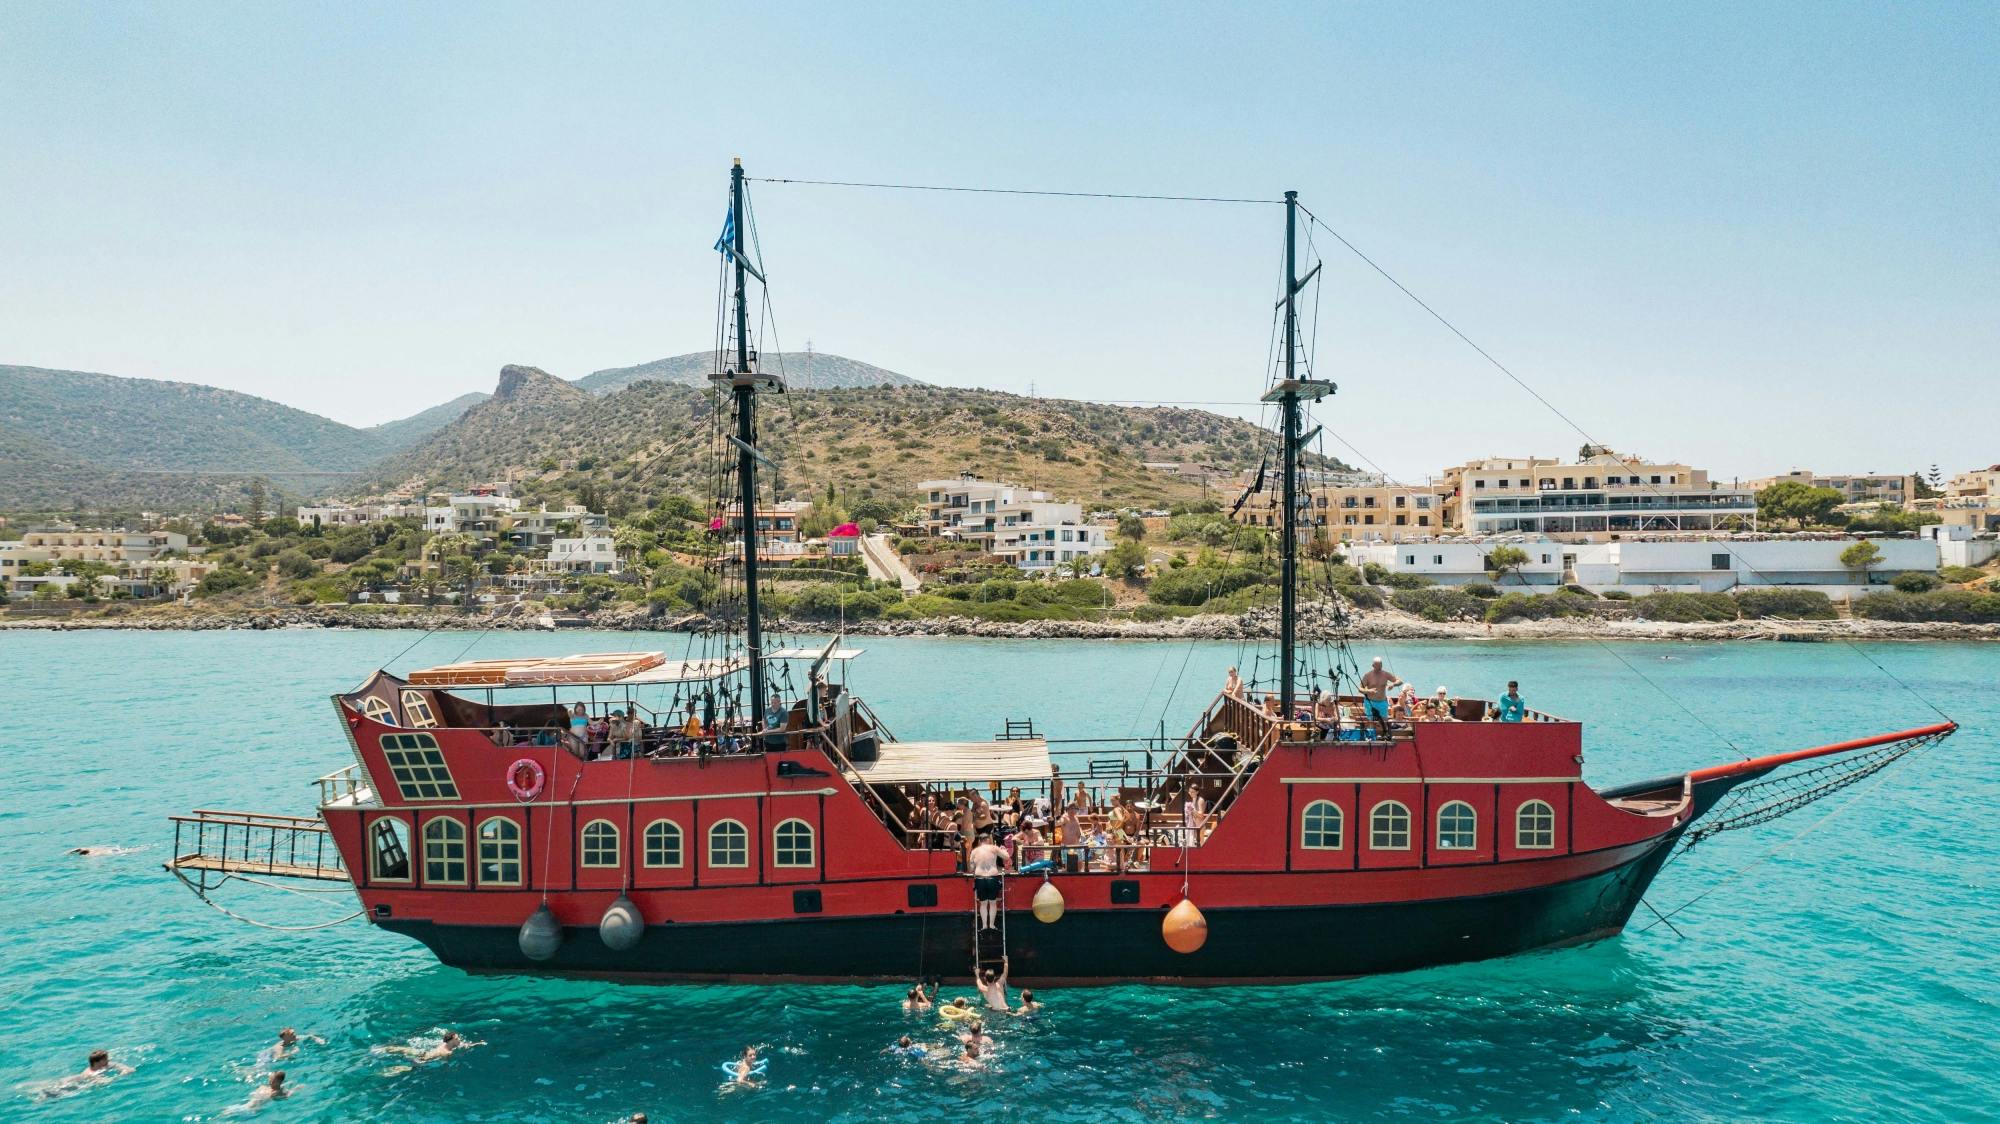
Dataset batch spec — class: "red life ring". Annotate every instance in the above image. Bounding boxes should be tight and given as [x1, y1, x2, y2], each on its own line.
[506, 758, 546, 802]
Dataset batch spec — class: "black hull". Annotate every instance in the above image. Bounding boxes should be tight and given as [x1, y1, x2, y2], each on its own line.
[378, 834, 1681, 985]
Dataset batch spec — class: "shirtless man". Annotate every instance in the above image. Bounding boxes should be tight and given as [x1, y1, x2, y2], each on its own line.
[731, 1046, 760, 1085]
[968, 832, 1009, 930]
[1359, 657, 1405, 732]
[979, 961, 1011, 1011]
[1016, 989, 1042, 1015]
[263, 1027, 324, 1064]
[379, 1029, 482, 1065]
[237, 1071, 289, 1112]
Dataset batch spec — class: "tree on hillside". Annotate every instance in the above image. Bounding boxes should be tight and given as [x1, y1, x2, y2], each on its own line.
[1839, 540, 1883, 577]
[1100, 541, 1147, 581]
[1756, 481, 1846, 528]
[1116, 513, 1146, 541]
[1485, 545, 1530, 585]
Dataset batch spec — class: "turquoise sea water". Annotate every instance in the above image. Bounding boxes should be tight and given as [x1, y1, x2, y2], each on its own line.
[1, 630, 1994, 1122]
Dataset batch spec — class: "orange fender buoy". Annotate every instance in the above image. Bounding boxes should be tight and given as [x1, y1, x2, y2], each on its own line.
[1163, 897, 1207, 954]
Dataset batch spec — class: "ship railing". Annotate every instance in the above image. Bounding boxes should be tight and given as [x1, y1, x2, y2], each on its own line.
[316, 763, 369, 807]
[902, 833, 1214, 872]
[167, 809, 350, 884]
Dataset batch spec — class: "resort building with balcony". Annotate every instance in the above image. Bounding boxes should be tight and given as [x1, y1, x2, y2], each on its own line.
[917, 473, 1113, 571]
[536, 535, 621, 575]
[1233, 475, 1455, 543]
[505, 505, 611, 551]
[1443, 450, 1756, 541]
[1743, 470, 1918, 507]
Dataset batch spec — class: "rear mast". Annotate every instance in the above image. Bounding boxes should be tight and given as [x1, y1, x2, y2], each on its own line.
[1262, 190, 1334, 717]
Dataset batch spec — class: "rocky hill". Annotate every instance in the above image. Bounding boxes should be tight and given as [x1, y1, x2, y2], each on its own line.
[366, 391, 490, 446]
[575, 351, 923, 394]
[369, 366, 1343, 512]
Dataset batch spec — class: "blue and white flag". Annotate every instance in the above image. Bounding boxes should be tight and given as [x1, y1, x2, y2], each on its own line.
[713, 207, 736, 260]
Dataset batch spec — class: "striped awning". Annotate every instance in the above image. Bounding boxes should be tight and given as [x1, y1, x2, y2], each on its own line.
[407, 652, 744, 688]
[848, 739, 1052, 785]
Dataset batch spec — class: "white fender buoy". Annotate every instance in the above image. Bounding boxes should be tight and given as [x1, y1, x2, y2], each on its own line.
[1032, 879, 1065, 923]
[1163, 897, 1207, 954]
[599, 894, 645, 951]
[519, 903, 563, 961]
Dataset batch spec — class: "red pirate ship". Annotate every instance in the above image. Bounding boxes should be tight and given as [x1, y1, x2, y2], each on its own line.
[168, 163, 1955, 983]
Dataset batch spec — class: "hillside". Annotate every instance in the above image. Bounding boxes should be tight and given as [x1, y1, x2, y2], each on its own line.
[369, 367, 1345, 512]
[575, 351, 924, 394]
[0, 364, 409, 510]
[367, 392, 490, 446]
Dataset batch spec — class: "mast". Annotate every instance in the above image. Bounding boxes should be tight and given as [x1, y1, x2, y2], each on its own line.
[721, 158, 773, 709]
[1262, 190, 1333, 720]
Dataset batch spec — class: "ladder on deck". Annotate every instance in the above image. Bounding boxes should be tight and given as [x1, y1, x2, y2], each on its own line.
[166, 810, 351, 884]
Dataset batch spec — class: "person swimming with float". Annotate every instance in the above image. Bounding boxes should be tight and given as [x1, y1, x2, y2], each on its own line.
[938, 995, 979, 1021]
[886, 1035, 927, 1059]
[724, 1046, 766, 1085]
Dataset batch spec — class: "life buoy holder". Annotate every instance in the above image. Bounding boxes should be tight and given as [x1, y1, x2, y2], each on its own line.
[506, 758, 546, 802]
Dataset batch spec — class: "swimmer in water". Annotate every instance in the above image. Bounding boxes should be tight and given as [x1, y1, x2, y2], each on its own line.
[236, 1071, 289, 1113]
[378, 1029, 482, 1065]
[38, 1049, 131, 1099]
[959, 1038, 983, 1066]
[979, 960, 1011, 1011]
[731, 1046, 760, 1085]
[957, 1019, 993, 1048]
[68, 845, 138, 857]
[903, 983, 933, 1012]
[263, 1027, 324, 1064]
[886, 1035, 926, 1059]
[1015, 989, 1041, 1016]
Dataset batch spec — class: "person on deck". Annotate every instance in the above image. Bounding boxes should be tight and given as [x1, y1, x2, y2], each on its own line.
[1496, 681, 1526, 723]
[680, 703, 703, 740]
[1012, 819, 1048, 866]
[1359, 658, 1405, 732]
[1223, 666, 1244, 698]
[1313, 691, 1340, 735]
[567, 702, 590, 754]
[968, 832, 1009, 930]
[1429, 686, 1454, 721]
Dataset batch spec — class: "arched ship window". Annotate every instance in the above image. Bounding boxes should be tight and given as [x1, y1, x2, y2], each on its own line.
[399, 690, 439, 729]
[1516, 800, 1556, 850]
[370, 818, 410, 881]
[708, 820, 749, 868]
[361, 696, 395, 724]
[478, 818, 522, 886]
[1369, 801, 1411, 850]
[773, 819, 816, 868]
[580, 820, 621, 868]
[1301, 801, 1344, 850]
[423, 818, 466, 884]
[1437, 801, 1478, 850]
[643, 820, 684, 868]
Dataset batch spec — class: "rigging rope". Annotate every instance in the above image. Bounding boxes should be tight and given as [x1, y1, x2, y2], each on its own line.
[169, 868, 364, 931]
[752, 176, 1277, 206]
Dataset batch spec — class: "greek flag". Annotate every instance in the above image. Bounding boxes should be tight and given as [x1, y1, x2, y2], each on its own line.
[713, 207, 736, 260]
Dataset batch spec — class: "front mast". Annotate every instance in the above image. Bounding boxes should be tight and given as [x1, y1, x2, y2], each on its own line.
[721, 158, 774, 709]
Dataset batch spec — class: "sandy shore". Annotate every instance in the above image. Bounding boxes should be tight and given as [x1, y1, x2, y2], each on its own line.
[5, 603, 1994, 642]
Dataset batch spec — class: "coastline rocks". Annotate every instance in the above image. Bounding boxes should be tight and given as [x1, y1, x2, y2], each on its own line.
[5, 603, 1996, 643]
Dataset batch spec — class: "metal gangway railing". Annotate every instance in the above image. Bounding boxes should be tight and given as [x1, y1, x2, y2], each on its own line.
[166, 810, 350, 884]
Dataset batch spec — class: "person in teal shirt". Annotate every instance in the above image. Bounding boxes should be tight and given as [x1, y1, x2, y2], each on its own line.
[1496, 681, 1525, 722]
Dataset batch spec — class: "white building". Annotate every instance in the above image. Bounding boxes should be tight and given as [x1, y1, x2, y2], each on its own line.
[1919, 524, 1998, 569]
[506, 505, 610, 550]
[537, 535, 620, 574]
[1353, 536, 1940, 598]
[296, 501, 425, 528]
[917, 474, 1113, 572]
[1349, 539, 1566, 587]
[424, 494, 520, 536]
[1, 529, 196, 598]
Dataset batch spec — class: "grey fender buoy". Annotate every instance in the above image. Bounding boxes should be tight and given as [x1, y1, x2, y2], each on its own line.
[518, 904, 563, 961]
[599, 894, 645, 951]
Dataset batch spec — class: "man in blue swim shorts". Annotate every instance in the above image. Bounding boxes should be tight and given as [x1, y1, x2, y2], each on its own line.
[1359, 657, 1404, 734]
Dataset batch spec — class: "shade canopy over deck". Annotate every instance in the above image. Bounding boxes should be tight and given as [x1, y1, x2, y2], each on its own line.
[406, 652, 747, 688]
[848, 738, 1052, 785]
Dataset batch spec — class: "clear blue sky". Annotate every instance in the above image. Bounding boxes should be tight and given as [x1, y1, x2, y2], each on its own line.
[2, 3, 1992, 482]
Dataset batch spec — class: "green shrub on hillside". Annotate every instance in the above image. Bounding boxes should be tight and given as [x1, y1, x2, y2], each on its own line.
[1939, 565, 1986, 584]
[1853, 590, 2000, 623]
[1392, 587, 1484, 622]
[1733, 589, 1837, 620]
[1147, 564, 1266, 606]
[1891, 572, 1942, 593]
[196, 566, 256, 596]
[1337, 583, 1386, 610]
[1600, 589, 1634, 600]
[1462, 581, 1500, 599]
[1634, 592, 1739, 622]
[1485, 592, 1591, 623]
